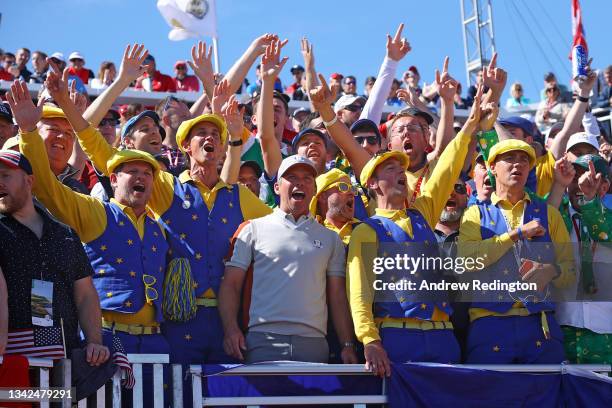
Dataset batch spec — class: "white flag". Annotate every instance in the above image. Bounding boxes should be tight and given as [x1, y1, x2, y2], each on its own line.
[157, 0, 217, 41]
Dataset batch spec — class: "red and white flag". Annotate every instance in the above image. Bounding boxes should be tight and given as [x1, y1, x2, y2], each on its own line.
[570, 0, 588, 56]
[5, 327, 65, 359]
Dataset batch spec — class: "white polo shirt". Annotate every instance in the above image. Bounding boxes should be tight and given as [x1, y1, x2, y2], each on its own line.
[226, 208, 346, 337]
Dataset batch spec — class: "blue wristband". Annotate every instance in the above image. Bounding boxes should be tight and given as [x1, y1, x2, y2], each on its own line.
[517, 227, 524, 240]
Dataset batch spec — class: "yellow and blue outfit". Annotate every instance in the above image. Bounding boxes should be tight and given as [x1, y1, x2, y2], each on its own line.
[75, 125, 272, 364]
[20, 129, 171, 405]
[458, 192, 575, 363]
[348, 130, 473, 364]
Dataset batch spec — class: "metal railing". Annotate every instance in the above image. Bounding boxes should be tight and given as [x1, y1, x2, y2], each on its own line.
[188, 362, 612, 408]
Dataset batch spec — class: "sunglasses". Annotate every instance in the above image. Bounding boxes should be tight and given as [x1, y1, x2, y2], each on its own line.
[99, 118, 119, 127]
[330, 181, 358, 195]
[142, 274, 159, 304]
[344, 81, 356, 85]
[162, 96, 179, 112]
[344, 104, 363, 112]
[355, 135, 379, 146]
[454, 183, 467, 195]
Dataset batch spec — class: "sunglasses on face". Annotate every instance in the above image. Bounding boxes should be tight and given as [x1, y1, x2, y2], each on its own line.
[454, 183, 467, 195]
[99, 118, 119, 127]
[344, 104, 363, 112]
[344, 81, 356, 85]
[355, 135, 379, 146]
[330, 181, 358, 195]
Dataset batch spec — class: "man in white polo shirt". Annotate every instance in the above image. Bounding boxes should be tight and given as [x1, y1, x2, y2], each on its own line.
[219, 155, 358, 363]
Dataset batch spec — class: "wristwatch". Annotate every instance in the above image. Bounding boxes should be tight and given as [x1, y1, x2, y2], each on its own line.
[576, 95, 589, 103]
[228, 139, 243, 147]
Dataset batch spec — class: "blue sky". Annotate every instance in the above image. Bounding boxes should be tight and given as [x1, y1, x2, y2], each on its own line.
[1, 0, 609, 101]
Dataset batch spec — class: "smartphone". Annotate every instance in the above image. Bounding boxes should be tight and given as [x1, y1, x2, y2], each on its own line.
[519, 258, 536, 277]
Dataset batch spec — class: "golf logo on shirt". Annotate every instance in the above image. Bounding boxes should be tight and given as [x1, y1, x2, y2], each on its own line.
[313, 240, 322, 249]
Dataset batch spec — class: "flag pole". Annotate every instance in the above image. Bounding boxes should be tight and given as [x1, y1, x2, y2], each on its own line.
[212, 36, 220, 73]
[60, 318, 67, 359]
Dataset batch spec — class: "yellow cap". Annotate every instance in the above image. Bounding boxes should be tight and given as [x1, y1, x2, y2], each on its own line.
[359, 151, 409, 187]
[106, 149, 160, 176]
[41, 106, 68, 120]
[487, 139, 536, 169]
[309, 169, 352, 216]
[176, 114, 227, 153]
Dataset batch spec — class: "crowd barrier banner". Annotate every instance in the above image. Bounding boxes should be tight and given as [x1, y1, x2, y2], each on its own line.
[191, 362, 611, 408]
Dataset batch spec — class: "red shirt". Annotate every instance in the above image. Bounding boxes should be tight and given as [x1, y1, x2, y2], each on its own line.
[174, 75, 200, 92]
[0, 69, 12, 81]
[67, 67, 92, 84]
[285, 82, 300, 95]
[282, 128, 297, 145]
[135, 71, 177, 93]
[79, 161, 99, 191]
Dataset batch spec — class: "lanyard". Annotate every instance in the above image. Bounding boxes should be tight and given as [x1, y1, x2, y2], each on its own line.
[408, 162, 429, 208]
[498, 201, 527, 268]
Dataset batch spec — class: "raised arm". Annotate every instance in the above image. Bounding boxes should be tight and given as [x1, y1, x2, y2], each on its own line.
[549, 67, 597, 159]
[188, 41, 215, 103]
[219, 95, 244, 184]
[547, 154, 575, 208]
[258, 40, 288, 177]
[300, 38, 318, 107]
[427, 56, 456, 162]
[310, 74, 370, 179]
[360, 23, 411, 123]
[83, 44, 150, 127]
[7, 80, 105, 242]
[223, 34, 282, 94]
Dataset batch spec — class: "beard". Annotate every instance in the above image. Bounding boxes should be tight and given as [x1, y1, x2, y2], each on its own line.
[0, 190, 29, 215]
[440, 208, 464, 223]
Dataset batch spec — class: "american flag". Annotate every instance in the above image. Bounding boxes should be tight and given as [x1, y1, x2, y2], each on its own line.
[112, 335, 135, 389]
[5, 327, 65, 359]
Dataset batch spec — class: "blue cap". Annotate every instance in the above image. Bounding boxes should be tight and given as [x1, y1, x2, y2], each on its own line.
[499, 116, 535, 137]
[291, 128, 327, 151]
[0, 150, 33, 175]
[121, 110, 163, 141]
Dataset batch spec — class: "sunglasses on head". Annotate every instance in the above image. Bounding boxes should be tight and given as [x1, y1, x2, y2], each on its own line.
[162, 96, 179, 112]
[355, 135, 379, 146]
[454, 183, 467, 195]
[99, 118, 119, 127]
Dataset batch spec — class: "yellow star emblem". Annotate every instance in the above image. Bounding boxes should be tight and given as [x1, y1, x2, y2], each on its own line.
[106, 292, 113, 298]
[195, 253, 202, 260]
[193, 282, 199, 289]
[127, 239, 133, 246]
[100, 245, 107, 251]
[498, 295, 504, 300]
[184, 334, 192, 341]
[180, 233, 187, 240]
[424, 240, 429, 246]
[493, 345, 500, 352]
[221, 217, 228, 224]
[503, 269, 509, 275]
[192, 214, 198, 221]
[534, 208, 540, 213]
[151, 245, 157, 252]
[130, 271, 136, 277]
[399, 297, 406, 303]
[420, 303, 427, 309]
[98, 269, 105, 275]
[165, 219, 172, 225]
[229, 202, 234, 208]
[125, 301, 132, 307]
[490, 221, 495, 225]
[118, 221, 125, 226]
[386, 231, 393, 237]
[536, 341, 542, 347]
[545, 244, 551, 250]
[116, 258, 124, 264]
[153, 231, 159, 237]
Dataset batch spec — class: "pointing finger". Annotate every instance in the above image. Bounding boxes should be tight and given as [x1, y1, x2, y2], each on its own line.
[442, 56, 449, 73]
[393, 23, 404, 42]
[488, 52, 497, 70]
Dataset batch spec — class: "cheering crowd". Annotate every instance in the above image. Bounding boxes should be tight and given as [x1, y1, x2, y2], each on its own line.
[0, 24, 611, 400]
